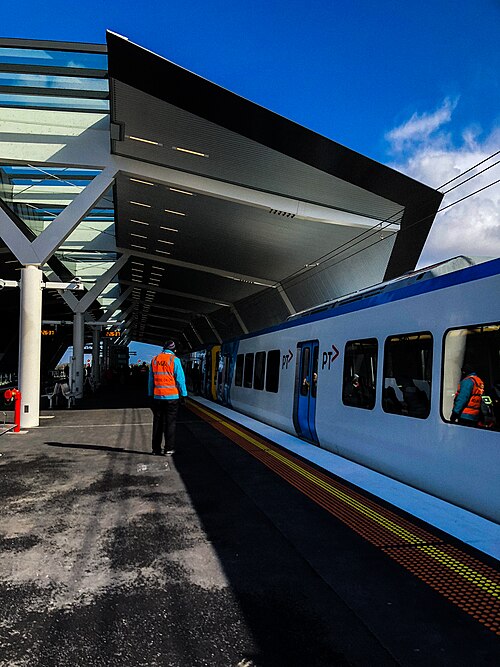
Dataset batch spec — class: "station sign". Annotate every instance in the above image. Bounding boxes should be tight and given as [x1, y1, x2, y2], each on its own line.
[104, 330, 121, 338]
[41, 328, 55, 336]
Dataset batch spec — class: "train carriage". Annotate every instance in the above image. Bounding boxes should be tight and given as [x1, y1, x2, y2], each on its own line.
[184, 257, 500, 522]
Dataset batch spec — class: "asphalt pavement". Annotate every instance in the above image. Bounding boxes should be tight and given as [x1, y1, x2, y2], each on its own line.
[0, 388, 498, 666]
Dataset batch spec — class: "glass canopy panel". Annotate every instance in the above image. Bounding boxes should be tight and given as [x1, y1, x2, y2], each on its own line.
[0, 93, 109, 111]
[0, 72, 108, 93]
[0, 165, 113, 237]
[0, 48, 107, 71]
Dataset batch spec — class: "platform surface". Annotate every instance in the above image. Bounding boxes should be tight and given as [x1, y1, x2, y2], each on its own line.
[0, 390, 499, 666]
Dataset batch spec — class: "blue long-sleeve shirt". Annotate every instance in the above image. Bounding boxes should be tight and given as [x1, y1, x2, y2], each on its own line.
[453, 375, 476, 420]
[148, 351, 187, 399]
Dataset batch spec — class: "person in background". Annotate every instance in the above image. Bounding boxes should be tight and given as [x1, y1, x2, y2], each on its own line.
[450, 363, 484, 427]
[149, 340, 187, 455]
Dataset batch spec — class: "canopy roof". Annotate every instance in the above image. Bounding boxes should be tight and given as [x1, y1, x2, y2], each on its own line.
[0, 33, 442, 358]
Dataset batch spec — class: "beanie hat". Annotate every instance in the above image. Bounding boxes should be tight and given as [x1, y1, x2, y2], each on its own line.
[164, 340, 176, 350]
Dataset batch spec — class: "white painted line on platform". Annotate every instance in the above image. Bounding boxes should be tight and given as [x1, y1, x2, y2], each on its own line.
[37, 422, 152, 428]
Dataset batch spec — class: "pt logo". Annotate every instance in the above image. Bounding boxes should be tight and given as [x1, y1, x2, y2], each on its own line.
[282, 349, 293, 369]
[321, 344, 339, 370]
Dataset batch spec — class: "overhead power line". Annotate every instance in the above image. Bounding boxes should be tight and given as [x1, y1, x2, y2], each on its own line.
[238, 168, 500, 312]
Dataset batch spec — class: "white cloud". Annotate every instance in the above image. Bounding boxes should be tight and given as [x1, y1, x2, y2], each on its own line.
[386, 103, 500, 267]
[385, 98, 458, 152]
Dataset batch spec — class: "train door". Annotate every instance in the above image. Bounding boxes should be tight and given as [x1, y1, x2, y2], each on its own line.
[293, 340, 319, 444]
[211, 346, 221, 401]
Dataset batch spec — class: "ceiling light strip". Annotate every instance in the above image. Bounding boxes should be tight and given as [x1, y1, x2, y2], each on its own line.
[127, 135, 163, 146]
[172, 146, 209, 158]
[164, 209, 186, 216]
[130, 178, 155, 186]
[169, 187, 194, 196]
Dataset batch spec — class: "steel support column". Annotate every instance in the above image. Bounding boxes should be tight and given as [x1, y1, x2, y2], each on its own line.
[18, 265, 43, 428]
[73, 312, 85, 398]
[92, 327, 100, 385]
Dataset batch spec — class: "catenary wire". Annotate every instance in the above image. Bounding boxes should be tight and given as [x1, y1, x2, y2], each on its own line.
[236, 173, 500, 311]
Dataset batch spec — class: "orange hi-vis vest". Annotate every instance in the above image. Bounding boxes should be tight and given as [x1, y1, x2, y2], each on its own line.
[151, 353, 178, 398]
[458, 374, 484, 418]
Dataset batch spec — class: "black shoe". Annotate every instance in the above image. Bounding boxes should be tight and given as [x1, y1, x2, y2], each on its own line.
[164, 449, 175, 456]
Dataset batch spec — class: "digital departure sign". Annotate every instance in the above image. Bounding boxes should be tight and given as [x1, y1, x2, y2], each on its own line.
[41, 329, 55, 336]
[105, 330, 121, 337]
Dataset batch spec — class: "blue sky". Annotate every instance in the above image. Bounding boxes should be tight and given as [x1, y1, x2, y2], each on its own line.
[4, 1, 499, 360]
[3, 1, 498, 162]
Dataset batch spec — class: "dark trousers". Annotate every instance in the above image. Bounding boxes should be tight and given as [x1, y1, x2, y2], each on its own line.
[152, 399, 179, 452]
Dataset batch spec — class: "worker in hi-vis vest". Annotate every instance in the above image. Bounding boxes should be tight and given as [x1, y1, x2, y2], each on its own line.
[148, 340, 187, 455]
[450, 362, 484, 427]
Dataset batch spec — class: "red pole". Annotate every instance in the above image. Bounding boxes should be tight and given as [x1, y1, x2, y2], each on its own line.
[4, 389, 21, 432]
[13, 389, 21, 432]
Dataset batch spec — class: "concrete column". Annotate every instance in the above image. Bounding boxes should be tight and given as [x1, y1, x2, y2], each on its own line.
[73, 312, 85, 398]
[18, 265, 43, 428]
[92, 327, 100, 385]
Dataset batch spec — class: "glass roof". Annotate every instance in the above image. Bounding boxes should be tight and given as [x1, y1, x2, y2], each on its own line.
[0, 40, 109, 112]
[0, 46, 107, 70]
[0, 39, 114, 311]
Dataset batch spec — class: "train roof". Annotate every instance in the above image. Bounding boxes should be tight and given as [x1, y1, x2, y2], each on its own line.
[216, 255, 500, 345]
[286, 256, 491, 321]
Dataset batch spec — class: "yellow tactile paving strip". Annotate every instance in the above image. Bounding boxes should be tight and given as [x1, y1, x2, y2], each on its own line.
[188, 400, 500, 636]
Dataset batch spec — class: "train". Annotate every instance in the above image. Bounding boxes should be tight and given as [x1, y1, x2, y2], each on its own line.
[181, 256, 500, 523]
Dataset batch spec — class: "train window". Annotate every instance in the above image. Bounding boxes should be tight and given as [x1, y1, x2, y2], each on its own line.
[383, 332, 432, 419]
[266, 349, 280, 392]
[342, 339, 377, 409]
[300, 347, 310, 396]
[244, 353, 254, 388]
[235, 354, 244, 386]
[442, 323, 500, 429]
[254, 351, 266, 390]
[311, 345, 319, 398]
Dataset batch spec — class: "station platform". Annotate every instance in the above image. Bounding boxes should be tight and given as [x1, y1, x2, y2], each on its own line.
[0, 388, 499, 666]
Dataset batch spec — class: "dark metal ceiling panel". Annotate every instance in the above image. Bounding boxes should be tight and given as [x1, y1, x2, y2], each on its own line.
[106, 32, 440, 213]
[115, 174, 375, 280]
[105, 31, 443, 344]
[112, 82, 401, 222]
[120, 260, 262, 303]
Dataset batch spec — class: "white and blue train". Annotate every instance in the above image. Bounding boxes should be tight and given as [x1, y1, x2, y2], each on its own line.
[182, 257, 500, 523]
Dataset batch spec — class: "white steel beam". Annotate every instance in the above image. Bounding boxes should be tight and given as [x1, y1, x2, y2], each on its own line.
[231, 306, 248, 334]
[276, 283, 296, 315]
[74, 252, 129, 313]
[0, 207, 40, 264]
[97, 286, 133, 322]
[189, 323, 204, 345]
[117, 304, 135, 323]
[202, 315, 222, 343]
[32, 167, 118, 265]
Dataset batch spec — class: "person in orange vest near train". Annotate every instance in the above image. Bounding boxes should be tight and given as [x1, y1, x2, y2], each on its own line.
[148, 340, 187, 455]
[450, 363, 484, 427]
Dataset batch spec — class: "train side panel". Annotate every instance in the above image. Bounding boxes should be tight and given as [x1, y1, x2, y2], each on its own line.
[189, 262, 500, 521]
